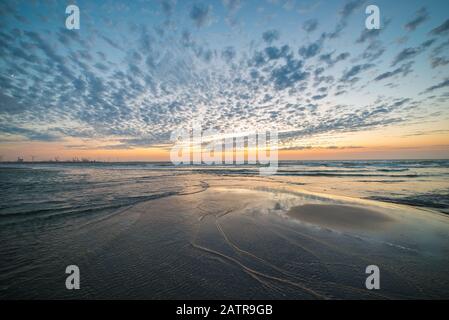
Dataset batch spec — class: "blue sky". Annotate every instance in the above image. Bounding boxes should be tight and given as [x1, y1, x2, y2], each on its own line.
[0, 0, 449, 159]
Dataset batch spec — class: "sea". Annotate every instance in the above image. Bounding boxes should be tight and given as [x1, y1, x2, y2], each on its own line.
[1, 159, 449, 299]
[1, 160, 448, 227]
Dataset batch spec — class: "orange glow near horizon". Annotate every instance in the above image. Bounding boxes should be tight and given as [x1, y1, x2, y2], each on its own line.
[1, 122, 449, 161]
[1, 136, 449, 162]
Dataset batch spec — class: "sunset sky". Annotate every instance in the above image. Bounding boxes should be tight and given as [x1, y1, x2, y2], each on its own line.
[1, 0, 449, 161]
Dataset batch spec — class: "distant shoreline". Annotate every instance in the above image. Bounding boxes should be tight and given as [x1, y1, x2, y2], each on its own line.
[1, 159, 449, 164]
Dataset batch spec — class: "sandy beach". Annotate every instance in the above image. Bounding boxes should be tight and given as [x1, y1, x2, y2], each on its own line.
[2, 172, 448, 299]
[2, 0, 449, 306]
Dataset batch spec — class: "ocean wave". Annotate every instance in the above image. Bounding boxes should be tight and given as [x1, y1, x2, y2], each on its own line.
[367, 193, 449, 212]
[275, 172, 420, 177]
[0, 191, 178, 225]
[376, 168, 409, 172]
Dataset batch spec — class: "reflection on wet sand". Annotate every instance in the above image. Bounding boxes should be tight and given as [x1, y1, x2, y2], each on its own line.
[76, 179, 449, 299]
[1, 176, 449, 299]
[286, 204, 394, 231]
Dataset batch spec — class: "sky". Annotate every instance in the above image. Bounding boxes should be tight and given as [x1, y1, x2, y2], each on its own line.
[0, 0, 449, 161]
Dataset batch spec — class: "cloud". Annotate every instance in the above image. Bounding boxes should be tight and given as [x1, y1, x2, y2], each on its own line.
[0, 92, 27, 114]
[312, 94, 327, 100]
[360, 40, 385, 61]
[405, 7, 429, 31]
[326, 0, 366, 39]
[222, 0, 241, 13]
[340, 0, 366, 18]
[403, 129, 449, 137]
[279, 145, 364, 151]
[429, 40, 449, 68]
[298, 37, 324, 59]
[423, 78, 449, 93]
[0, 124, 61, 141]
[270, 57, 309, 89]
[221, 46, 236, 63]
[262, 29, 280, 43]
[356, 28, 381, 43]
[356, 18, 391, 43]
[222, 0, 241, 26]
[319, 51, 350, 67]
[374, 62, 414, 81]
[0, 0, 446, 150]
[430, 56, 449, 68]
[297, 1, 321, 14]
[160, 0, 176, 17]
[265, 45, 290, 60]
[391, 39, 435, 66]
[341, 63, 374, 82]
[430, 19, 449, 36]
[302, 19, 318, 33]
[190, 3, 212, 28]
[324, 145, 364, 150]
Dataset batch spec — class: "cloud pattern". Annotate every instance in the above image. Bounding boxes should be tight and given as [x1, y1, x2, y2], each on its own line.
[0, 0, 448, 151]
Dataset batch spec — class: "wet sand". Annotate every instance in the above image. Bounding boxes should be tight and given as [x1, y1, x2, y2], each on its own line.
[2, 176, 449, 299]
[286, 204, 394, 231]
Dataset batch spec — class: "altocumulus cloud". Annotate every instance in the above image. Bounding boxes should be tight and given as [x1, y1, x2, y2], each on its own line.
[0, 0, 447, 151]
